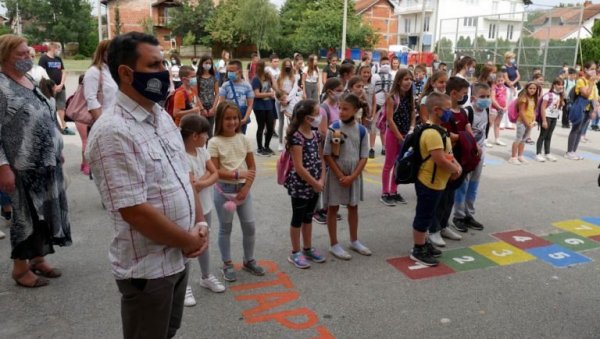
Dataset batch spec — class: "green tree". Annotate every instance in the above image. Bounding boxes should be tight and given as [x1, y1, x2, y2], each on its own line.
[435, 37, 453, 63]
[169, 0, 214, 45]
[234, 0, 279, 57]
[205, 0, 245, 51]
[277, 0, 318, 55]
[2, 0, 97, 56]
[139, 16, 154, 35]
[291, 0, 376, 55]
[114, 2, 123, 36]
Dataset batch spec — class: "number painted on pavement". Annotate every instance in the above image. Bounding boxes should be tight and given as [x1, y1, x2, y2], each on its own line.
[513, 236, 532, 242]
[548, 252, 570, 260]
[564, 238, 585, 245]
[492, 249, 513, 257]
[453, 256, 475, 264]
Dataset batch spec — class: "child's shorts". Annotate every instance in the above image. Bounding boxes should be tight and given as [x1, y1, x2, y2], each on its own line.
[515, 121, 530, 143]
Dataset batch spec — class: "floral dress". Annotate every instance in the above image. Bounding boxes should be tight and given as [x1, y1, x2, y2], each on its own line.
[0, 73, 71, 258]
[284, 131, 321, 199]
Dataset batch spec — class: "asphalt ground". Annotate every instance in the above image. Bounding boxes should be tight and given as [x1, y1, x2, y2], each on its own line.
[1, 75, 600, 338]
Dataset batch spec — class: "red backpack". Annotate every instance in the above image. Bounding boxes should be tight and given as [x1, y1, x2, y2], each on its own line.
[164, 86, 190, 120]
[448, 109, 481, 174]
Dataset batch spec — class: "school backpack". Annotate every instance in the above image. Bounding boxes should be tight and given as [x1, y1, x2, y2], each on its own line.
[534, 92, 553, 124]
[448, 109, 481, 174]
[276, 132, 308, 185]
[507, 98, 519, 123]
[376, 95, 399, 131]
[164, 86, 190, 120]
[394, 124, 447, 185]
[330, 121, 367, 141]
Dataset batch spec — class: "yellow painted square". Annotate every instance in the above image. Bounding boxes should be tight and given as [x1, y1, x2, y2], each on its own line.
[471, 242, 536, 266]
[552, 220, 600, 237]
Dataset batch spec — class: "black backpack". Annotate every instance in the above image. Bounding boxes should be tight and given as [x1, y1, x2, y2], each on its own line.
[394, 124, 448, 185]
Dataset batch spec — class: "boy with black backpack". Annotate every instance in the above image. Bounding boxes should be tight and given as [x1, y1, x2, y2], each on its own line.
[409, 92, 462, 266]
[428, 76, 480, 247]
[453, 83, 490, 233]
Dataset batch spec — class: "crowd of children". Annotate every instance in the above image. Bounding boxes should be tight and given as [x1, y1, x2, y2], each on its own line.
[155, 50, 600, 301]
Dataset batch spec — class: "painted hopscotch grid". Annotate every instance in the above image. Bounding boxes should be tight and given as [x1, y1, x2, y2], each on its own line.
[388, 218, 600, 280]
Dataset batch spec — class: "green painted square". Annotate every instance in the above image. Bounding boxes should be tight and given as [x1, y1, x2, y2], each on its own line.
[440, 247, 498, 272]
[542, 232, 600, 252]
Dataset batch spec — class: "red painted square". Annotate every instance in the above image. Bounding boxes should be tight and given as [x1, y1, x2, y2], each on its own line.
[492, 230, 552, 250]
[386, 256, 455, 280]
[588, 235, 600, 243]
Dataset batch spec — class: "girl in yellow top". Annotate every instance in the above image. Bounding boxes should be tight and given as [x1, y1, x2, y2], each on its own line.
[566, 61, 598, 160]
[509, 82, 539, 165]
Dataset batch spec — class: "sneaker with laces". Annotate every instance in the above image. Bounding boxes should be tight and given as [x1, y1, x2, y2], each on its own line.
[485, 141, 494, 148]
[369, 149, 375, 159]
[184, 286, 197, 307]
[535, 154, 546, 162]
[379, 194, 396, 207]
[410, 245, 439, 266]
[565, 152, 581, 160]
[425, 241, 442, 257]
[288, 252, 311, 269]
[256, 148, 268, 157]
[312, 210, 327, 224]
[221, 263, 237, 282]
[265, 148, 276, 156]
[350, 240, 372, 256]
[243, 260, 266, 276]
[508, 157, 521, 165]
[303, 248, 326, 263]
[545, 154, 557, 162]
[428, 231, 446, 247]
[465, 217, 484, 230]
[392, 193, 408, 205]
[452, 218, 469, 233]
[495, 139, 507, 146]
[517, 156, 529, 164]
[441, 227, 462, 240]
[329, 244, 352, 260]
[199, 274, 226, 293]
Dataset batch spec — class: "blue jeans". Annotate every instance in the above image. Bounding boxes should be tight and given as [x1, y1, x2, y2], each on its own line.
[213, 183, 256, 263]
[0, 191, 10, 207]
[413, 180, 443, 233]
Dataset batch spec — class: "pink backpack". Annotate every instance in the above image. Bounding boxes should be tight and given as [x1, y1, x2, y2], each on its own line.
[376, 95, 399, 130]
[276, 132, 308, 185]
[65, 69, 103, 125]
[507, 98, 519, 123]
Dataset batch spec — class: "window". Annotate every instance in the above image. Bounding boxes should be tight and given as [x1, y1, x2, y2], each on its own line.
[405, 18, 412, 33]
[424, 16, 430, 32]
[507, 24, 514, 40]
[463, 17, 478, 27]
[488, 24, 496, 39]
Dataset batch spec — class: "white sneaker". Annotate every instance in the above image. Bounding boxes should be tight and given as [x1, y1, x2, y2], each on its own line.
[518, 156, 529, 164]
[441, 227, 462, 240]
[329, 244, 352, 260]
[545, 154, 557, 162]
[429, 231, 446, 247]
[565, 152, 580, 160]
[350, 240, 372, 256]
[508, 157, 521, 165]
[535, 154, 546, 162]
[495, 139, 507, 146]
[0, 229, 5, 239]
[485, 141, 494, 148]
[184, 286, 196, 307]
[278, 143, 284, 151]
[581, 137, 589, 143]
[199, 274, 226, 293]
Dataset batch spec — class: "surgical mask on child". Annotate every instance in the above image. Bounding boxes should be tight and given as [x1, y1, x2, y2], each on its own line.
[227, 72, 237, 81]
[203, 64, 212, 71]
[475, 98, 491, 110]
[309, 114, 322, 128]
[440, 109, 453, 123]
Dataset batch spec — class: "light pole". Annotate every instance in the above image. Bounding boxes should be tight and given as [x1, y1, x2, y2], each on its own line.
[97, 0, 102, 42]
[341, 0, 347, 59]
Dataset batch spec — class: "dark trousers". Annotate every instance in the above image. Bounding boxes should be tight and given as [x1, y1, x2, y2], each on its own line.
[254, 109, 275, 149]
[413, 180, 443, 233]
[429, 186, 457, 233]
[568, 113, 590, 153]
[536, 117, 557, 155]
[562, 102, 571, 127]
[116, 266, 189, 339]
[291, 194, 320, 228]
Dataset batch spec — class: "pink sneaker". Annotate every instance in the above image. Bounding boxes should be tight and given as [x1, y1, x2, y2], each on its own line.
[81, 164, 90, 176]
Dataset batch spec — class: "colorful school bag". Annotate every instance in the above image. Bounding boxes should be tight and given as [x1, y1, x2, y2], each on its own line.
[276, 133, 307, 185]
[534, 92, 554, 124]
[394, 124, 447, 185]
[507, 98, 519, 123]
[376, 94, 399, 131]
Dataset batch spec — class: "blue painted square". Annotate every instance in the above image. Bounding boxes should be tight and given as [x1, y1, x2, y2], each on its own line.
[484, 157, 503, 166]
[527, 245, 592, 268]
[578, 152, 600, 161]
[581, 217, 600, 227]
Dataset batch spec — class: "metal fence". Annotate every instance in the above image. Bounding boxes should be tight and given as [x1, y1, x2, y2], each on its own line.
[436, 6, 587, 83]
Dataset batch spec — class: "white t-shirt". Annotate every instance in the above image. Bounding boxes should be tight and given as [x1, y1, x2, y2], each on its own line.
[305, 69, 319, 83]
[187, 148, 214, 214]
[543, 91, 562, 119]
[266, 66, 280, 81]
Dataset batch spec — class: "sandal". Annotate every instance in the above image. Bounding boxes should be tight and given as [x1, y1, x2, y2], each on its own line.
[30, 259, 62, 278]
[12, 270, 49, 288]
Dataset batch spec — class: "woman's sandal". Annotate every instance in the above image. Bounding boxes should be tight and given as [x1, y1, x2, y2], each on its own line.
[12, 270, 49, 288]
[29, 259, 62, 278]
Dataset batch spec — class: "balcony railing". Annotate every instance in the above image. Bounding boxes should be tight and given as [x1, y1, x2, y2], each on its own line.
[399, 0, 434, 13]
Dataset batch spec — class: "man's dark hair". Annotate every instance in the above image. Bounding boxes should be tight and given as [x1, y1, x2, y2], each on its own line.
[251, 52, 258, 58]
[229, 59, 242, 70]
[340, 63, 354, 77]
[446, 76, 471, 94]
[439, 62, 447, 68]
[107, 32, 159, 85]
[270, 53, 279, 60]
[568, 67, 577, 75]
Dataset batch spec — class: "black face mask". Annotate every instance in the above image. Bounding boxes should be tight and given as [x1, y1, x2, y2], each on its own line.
[285, 67, 292, 73]
[457, 94, 469, 106]
[130, 69, 171, 103]
[342, 117, 355, 124]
